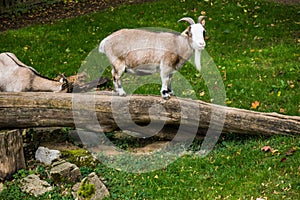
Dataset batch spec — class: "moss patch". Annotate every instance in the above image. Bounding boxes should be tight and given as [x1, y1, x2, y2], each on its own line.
[61, 149, 98, 168]
[77, 178, 96, 200]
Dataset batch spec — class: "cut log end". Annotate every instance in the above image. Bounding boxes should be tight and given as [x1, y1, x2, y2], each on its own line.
[0, 129, 25, 180]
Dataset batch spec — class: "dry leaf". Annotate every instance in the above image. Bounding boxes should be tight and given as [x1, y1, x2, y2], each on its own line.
[226, 100, 232, 105]
[273, 190, 280, 194]
[281, 157, 287, 162]
[277, 91, 281, 97]
[261, 146, 279, 155]
[285, 147, 296, 156]
[261, 146, 273, 152]
[271, 149, 279, 155]
[251, 101, 260, 109]
[287, 80, 295, 89]
[200, 91, 205, 96]
[279, 108, 285, 113]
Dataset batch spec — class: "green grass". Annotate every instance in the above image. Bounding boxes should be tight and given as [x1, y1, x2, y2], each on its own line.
[1, 135, 299, 199]
[0, 0, 299, 199]
[98, 135, 300, 199]
[0, 0, 299, 114]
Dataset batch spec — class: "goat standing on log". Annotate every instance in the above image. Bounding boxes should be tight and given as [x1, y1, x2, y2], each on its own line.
[99, 16, 206, 99]
[0, 52, 69, 92]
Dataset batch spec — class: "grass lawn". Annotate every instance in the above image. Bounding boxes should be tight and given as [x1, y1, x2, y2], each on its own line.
[0, 0, 299, 199]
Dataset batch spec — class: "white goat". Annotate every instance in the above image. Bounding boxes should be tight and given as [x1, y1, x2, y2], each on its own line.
[0, 52, 69, 92]
[99, 16, 206, 99]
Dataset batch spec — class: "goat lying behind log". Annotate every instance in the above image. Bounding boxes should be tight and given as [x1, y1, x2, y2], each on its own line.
[0, 52, 69, 92]
[99, 16, 206, 99]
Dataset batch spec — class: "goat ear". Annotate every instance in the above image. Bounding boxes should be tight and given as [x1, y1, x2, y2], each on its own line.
[198, 16, 206, 26]
[59, 77, 68, 83]
[181, 26, 191, 37]
[58, 74, 68, 83]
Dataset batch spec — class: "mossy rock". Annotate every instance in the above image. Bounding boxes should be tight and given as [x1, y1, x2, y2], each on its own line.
[72, 172, 109, 200]
[60, 149, 98, 168]
[77, 178, 96, 200]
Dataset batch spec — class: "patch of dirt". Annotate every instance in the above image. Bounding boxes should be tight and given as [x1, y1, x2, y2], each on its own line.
[0, 0, 156, 32]
[40, 141, 81, 152]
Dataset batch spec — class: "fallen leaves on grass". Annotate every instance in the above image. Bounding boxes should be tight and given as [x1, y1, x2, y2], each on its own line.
[279, 108, 285, 113]
[226, 99, 232, 105]
[250, 101, 260, 109]
[277, 91, 281, 97]
[261, 145, 279, 155]
[262, 146, 297, 162]
[285, 147, 296, 156]
[280, 157, 287, 162]
[261, 145, 273, 152]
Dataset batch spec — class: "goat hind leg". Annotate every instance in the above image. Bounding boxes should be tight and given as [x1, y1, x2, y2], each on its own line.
[111, 67, 126, 96]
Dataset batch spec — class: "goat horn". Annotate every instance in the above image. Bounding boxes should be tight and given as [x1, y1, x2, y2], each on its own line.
[198, 16, 206, 23]
[177, 17, 195, 25]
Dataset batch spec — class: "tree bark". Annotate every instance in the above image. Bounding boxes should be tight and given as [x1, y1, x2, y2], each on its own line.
[0, 129, 26, 180]
[0, 92, 299, 136]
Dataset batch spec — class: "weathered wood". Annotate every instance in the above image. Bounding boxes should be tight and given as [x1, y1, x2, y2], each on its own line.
[0, 129, 26, 180]
[0, 92, 299, 136]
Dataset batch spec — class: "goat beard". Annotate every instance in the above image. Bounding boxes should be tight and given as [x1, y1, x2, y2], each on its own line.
[195, 50, 201, 72]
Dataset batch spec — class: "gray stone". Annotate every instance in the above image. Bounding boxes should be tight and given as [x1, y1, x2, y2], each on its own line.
[72, 172, 109, 200]
[50, 160, 81, 184]
[20, 174, 52, 197]
[35, 146, 61, 165]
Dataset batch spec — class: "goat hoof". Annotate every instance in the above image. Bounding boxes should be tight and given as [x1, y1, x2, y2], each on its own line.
[167, 88, 174, 96]
[115, 88, 126, 96]
[162, 94, 171, 100]
[119, 92, 127, 96]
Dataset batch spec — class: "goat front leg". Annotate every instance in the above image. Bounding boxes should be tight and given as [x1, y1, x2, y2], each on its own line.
[167, 73, 174, 96]
[160, 65, 174, 99]
[111, 66, 126, 96]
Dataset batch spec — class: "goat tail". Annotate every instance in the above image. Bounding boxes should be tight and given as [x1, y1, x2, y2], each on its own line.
[99, 37, 107, 54]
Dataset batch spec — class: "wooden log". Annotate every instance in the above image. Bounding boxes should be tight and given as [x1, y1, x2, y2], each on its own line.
[0, 92, 299, 136]
[0, 129, 26, 180]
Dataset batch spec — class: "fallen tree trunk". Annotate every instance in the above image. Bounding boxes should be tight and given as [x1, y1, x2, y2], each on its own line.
[0, 92, 299, 136]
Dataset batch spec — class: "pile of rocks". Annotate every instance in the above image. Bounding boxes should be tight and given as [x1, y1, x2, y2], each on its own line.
[18, 146, 109, 199]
